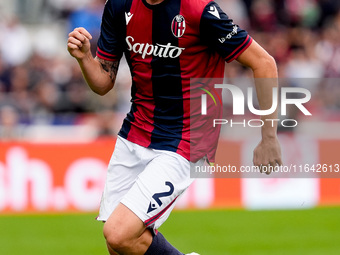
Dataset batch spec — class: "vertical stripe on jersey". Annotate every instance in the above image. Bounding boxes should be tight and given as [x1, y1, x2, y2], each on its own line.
[150, 0, 184, 151]
[120, 0, 155, 147]
[118, 0, 135, 140]
[176, 0, 225, 161]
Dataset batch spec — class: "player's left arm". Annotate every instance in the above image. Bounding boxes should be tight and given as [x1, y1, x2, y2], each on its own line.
[236, 40, 283, 173]
[200, 1, 282, 173]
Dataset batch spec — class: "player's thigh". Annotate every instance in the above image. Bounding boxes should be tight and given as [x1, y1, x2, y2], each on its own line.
[121, 151, 198, 230]
[97, 136, 149, 221]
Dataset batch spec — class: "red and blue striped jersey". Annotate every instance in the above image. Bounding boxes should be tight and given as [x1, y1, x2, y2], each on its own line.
[96, 0, 253, 162]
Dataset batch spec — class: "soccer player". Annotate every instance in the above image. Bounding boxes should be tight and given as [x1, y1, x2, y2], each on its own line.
[67, 0, 282, 254]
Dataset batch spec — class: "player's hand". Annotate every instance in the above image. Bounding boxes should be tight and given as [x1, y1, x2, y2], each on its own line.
[67, 27, 93, 60]
[253, 137, 282, 175]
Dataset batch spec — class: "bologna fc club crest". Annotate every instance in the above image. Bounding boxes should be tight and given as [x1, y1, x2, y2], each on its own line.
[171, 15, 186, 38]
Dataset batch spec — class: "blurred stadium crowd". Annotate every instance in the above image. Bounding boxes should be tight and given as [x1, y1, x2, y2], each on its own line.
[0, 0, 340, 141]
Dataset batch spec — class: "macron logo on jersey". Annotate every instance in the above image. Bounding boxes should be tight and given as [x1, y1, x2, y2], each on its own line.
[125, 12, 133, 25]
[126, 36, 185, 59]
[208, 5, 220, 19]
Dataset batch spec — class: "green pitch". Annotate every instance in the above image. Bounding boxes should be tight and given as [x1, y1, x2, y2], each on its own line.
[1, 207, 340, 255]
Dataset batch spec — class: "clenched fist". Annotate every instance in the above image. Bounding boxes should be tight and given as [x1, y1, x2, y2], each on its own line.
[67, 27, 93, 60]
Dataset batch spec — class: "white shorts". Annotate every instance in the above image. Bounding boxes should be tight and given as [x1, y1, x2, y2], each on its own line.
[97, 136, 203, 230]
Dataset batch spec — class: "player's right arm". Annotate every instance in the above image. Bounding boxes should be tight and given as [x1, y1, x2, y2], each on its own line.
[67, 27, 119, 96]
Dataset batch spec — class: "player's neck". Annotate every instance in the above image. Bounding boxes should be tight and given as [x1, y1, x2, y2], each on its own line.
[145, 0, 165, 5]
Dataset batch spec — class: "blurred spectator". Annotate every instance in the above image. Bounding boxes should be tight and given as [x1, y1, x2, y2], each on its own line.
[318, 0, 340, 27]
[32, 79, 61, 124]
[0, 105, 24, 141]
[0, 17, 32, 66]
[6, 65, 34, 124]
[315, 13, 340, 77]
[250, 0, 277, 32]
[0, 54, 10, 92]
[285, 46, 324, 80]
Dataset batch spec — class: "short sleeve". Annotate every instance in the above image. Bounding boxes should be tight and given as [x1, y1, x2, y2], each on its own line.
[96, 0, 125, 62]
[200, 1, 253, 63]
